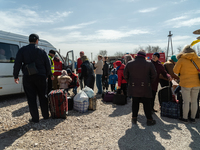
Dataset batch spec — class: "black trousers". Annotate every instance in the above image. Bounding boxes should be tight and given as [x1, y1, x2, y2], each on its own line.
[151, 90, 157, 110]
[132, 97, 153, 120]
[102, 76, 108, 90]
[117, 83, 127, 96]
[47, 75, 52, 94]
[23, 75, 49, 122]
[110, 84, 115, 91]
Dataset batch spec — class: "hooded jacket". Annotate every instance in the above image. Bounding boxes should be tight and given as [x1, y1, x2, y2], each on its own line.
[67, 68, 79, 88]
[108, 69, 118, 85]
[116, 61, 127, 87]
[173, 52, 200, 88]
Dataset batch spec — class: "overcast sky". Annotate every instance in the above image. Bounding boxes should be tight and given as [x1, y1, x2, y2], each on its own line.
[0, 0, 200, 60]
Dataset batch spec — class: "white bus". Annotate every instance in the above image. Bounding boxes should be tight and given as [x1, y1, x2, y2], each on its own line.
[0, 30, 74, 96]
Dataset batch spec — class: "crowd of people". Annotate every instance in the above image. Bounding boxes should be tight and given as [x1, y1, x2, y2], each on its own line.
[13, 33, 200, 126]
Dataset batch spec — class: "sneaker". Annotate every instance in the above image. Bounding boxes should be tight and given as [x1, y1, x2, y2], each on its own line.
[190, 118, 196, 123]
[132, 118, 137, 124]
[147, 119, 156, 126]
[179, 118, 188, 123]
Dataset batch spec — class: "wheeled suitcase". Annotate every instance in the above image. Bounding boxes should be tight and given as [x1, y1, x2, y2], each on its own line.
[48, 89, 68, 119]
[103, 91, 115, 102]
[89, 97, 97, 110]
[68, 96, 74, 110]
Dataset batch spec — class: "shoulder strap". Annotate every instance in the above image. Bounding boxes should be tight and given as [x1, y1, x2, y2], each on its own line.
[190, 59, 200, 72]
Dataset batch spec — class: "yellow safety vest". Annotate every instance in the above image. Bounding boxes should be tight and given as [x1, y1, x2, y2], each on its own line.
[48, 55, 55, 74]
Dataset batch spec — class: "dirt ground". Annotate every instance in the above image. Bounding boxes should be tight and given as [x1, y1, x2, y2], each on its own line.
[0, 84, 200, 150]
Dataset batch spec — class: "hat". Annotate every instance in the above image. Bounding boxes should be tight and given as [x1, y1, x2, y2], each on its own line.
[29, 34, 39, 42]
[66, 68, 72, 74]
[137, 50, 146, 57]
[61, 70, 68, 76]
[171, 55, 178, 62]
[115, 60, 122, 66]
[153, 52, 160, 59]
[80, 51, 84, 54]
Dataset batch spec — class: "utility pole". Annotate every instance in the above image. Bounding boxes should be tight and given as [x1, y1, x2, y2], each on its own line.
[166, 31, 173, 61]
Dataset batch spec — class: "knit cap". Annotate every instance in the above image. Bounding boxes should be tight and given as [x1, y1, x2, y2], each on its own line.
[171, 55, 178, 62]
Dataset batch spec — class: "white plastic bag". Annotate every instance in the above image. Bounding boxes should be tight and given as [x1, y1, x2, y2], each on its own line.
[74, 90, 88, 102]
[82, 86, 94, 98]
[73, 90, 89, 113]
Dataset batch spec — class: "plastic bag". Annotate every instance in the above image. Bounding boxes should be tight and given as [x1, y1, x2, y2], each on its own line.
[73, 90, 89, 113]
[82, 86, 94, 98]
[74, 90, 88, 102]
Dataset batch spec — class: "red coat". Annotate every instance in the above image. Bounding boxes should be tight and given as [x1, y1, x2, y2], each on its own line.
[53, 60, 62, 76]
[77, 58, 82, 73]
[69, 73, 80, 88]
[117, 64, 127, 87]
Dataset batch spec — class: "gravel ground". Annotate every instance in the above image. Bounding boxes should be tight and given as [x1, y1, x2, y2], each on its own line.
[0, 85, 200, 150]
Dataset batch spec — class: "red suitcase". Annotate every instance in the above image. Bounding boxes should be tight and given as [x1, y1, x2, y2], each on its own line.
[48, 89, 68, 119]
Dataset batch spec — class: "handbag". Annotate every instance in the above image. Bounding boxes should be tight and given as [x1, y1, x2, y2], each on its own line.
[25, 47, 39, 75]
[190, 59, 200, 80]
[26, 62, 38, 75]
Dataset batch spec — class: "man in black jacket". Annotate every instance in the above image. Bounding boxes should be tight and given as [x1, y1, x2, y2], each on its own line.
[13, 34, 51, 123]
[102, 56, 109, 91]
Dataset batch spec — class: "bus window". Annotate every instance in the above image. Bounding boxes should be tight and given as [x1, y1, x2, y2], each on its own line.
[0, 42, 19, 63]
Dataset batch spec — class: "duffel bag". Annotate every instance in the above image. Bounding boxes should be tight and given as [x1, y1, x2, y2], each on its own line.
[161, 101, 180, 119]
[103, 91, 115, 102]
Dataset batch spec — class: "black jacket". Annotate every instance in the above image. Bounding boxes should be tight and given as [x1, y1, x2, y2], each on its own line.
[13, 44, 51, 78]
[79, 60, 95, 89]
[79, 61, 95, 79]
[102, 61, 109, 76]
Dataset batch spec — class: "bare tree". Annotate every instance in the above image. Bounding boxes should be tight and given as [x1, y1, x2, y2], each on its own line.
[98, 50, 107, 57]
[145, 45, 162, 53]
[114, 51, 125, 57]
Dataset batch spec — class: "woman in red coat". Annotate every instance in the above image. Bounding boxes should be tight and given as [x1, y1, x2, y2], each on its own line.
[115, 60, 127, 96]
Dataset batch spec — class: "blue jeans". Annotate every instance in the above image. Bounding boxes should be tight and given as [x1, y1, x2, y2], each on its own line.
[96, 74, 102, 94]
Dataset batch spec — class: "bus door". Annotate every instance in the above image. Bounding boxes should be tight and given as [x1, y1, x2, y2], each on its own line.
[64, 50, 74, 72]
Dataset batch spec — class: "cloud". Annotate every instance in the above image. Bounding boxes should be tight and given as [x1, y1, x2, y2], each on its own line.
[172, 0, 188, 4]
[94, 29, 149, 40]
[0, 6, 72, 32]
[56, 21, 97, 30]
[138, 7, 158, 13]
[173, 35, 192, 41]
[165, 16, 187, 23]
[173, 17, 200, 28]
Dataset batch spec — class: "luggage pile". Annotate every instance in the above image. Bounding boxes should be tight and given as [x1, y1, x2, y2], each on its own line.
[48, 86, 97, 119]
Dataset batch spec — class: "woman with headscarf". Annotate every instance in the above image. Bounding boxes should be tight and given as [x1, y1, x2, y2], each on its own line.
[79, 55, 95, 90]
[173, 45, 200, 123]
[124, 54, 133, 65]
